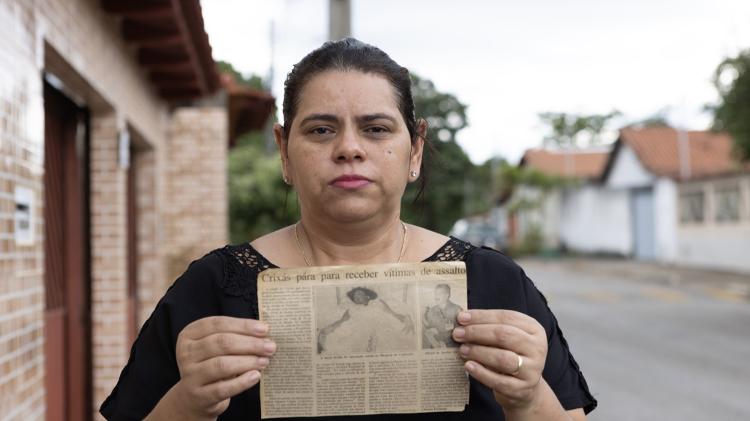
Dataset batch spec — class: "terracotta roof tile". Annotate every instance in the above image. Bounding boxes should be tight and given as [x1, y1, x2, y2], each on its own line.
[520, 149, 610, 179]
[618, 127, 747, 179]
[220, 73, 275, 147]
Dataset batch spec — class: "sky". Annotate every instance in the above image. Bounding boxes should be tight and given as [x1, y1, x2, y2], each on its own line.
[202, 0, 750, 164]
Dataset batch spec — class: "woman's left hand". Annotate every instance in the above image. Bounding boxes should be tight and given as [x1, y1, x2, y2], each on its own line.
[452, 309, 548, 412]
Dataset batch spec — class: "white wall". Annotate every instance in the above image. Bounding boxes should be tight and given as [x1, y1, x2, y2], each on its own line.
[606, 145, 654, 189]
[541, 189, 561, 249]
[676, 175, 750, 273]
[654, 177, 677, 262]
[489, 206, 507, 237]
[559, 184, 631, 255]
[513, 185, 561, 249]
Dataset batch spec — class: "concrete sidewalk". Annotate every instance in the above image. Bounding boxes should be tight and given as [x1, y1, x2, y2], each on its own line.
[517, 256, 750, 302]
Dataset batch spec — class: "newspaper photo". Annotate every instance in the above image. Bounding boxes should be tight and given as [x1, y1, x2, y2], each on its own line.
[257, 262, 469, 419]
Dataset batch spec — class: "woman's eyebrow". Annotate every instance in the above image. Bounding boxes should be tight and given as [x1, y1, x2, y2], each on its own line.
[299, 113, 339, 126]
[357, 113, 397, 124]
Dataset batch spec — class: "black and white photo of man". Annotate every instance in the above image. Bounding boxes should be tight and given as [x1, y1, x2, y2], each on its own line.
[422, 283, 462, 348]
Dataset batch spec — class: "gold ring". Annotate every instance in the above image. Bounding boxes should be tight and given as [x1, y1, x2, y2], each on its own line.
[511, 355, 523, 375]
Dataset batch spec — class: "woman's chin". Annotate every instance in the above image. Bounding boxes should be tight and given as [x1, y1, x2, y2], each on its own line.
[323, 202, 382, 224]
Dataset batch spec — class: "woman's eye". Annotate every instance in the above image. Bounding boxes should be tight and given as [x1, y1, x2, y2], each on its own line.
[310, 127, 333, 136]
[365, 126, 389, 135]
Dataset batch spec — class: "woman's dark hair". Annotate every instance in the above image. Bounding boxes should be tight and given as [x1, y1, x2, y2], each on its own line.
[346, 286, 378, 303]
[281, 38, 430, 200]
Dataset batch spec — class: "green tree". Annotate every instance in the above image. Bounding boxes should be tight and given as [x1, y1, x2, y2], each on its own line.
[710, 49, 750, 161]
[411, 74, 468, 142]
[403, 74, 485, 234]
[229, 133, 298, 244]
[626, 109, 671, 129]
[538, 110, 621, 148]
[217, 60, 264, 90]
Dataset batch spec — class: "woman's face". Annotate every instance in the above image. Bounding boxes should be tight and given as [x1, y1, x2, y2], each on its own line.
[276, 70, 424, 224]
[351, 289, 370, 305]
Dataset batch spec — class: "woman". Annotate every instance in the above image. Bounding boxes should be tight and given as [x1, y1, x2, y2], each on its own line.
[317, 286, 415, 354]
[100, 38, 597, 421]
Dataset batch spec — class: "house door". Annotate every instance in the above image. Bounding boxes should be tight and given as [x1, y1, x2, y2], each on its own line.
[43, 80, 92, 421]
[632, 187, 655, 260]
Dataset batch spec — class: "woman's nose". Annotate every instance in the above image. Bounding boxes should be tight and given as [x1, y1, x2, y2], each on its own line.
[333, 127, 366, 162]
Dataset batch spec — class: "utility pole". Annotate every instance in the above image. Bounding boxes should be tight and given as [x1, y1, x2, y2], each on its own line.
[677, 100, 691, 180]
[263, 19, 277, 154]
[328, 0, 351, 41]
[678, 128, 691, 180]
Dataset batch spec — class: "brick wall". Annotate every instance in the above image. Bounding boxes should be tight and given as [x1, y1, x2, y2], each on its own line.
[133, 145, 164, 327]
[0, 2, 48, 420]
[164, 107, 229, 282]
[0, 1, 167, 420]
[0, 1, 232, 420]
[89, 114, 130, 419]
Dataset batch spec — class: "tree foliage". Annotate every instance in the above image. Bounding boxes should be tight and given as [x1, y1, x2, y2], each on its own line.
[402, 74, 490, 234]
[710, 49, 750, 161]
[625, 109, 671, 129]
[217, 60, 264, 90]
[228, 134, 298, 244]
[496, 161, 570, 192]
[538, 110, 620, 148]
[411, 74, 468, 142]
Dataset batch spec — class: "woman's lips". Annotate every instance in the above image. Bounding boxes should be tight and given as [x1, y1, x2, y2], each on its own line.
[331, 175, 372, 189]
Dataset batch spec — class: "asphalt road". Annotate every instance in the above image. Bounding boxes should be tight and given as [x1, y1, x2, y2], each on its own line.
[517, 258, 750, 421]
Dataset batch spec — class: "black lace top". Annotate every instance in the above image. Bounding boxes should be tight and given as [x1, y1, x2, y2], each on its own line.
[101, 238, 597, 421]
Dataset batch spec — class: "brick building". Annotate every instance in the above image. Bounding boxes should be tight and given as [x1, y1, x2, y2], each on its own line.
[0, 1, 273, 420]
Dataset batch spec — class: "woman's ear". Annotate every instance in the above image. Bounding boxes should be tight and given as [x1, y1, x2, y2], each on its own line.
[274, 123, 292, 184]
[409, 119, 427, 181]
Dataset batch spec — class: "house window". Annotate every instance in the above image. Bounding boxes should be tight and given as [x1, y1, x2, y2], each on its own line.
[679, 191, 704, 224]
[714, 186, 741, 222]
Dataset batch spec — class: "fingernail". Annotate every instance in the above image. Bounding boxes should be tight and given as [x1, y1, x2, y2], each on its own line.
[254, 323, 269, 335]
[263, 339, 277, 354]
[248, 370, 260, 381]
[458, 311, 471, 323]
[453, 327, 465, 339]
[459, 344, 470, 356]
[257, 357, 269, 368]
[465, 361, 476, 372]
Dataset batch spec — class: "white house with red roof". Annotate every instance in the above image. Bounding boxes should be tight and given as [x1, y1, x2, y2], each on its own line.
[510, 148, 611, 251]
[505, 126, 750, 273]
[600, 127, 750, 272]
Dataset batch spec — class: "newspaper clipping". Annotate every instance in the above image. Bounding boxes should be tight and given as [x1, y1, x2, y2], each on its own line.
[257, 262, 469, 419]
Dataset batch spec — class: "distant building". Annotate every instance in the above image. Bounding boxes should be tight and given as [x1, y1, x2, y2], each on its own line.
[503, 127, 750, 274]
[511, 148, 610, 251]
[599, 126, 750, 271]
[0, 1, 273, 420]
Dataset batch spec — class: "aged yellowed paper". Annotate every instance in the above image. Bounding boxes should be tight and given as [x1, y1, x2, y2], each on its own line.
[257, 262, 469, 419]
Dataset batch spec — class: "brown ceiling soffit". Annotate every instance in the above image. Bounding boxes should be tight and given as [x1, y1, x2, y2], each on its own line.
[101, 0, 220, 102]
[228, 91, 275, 147]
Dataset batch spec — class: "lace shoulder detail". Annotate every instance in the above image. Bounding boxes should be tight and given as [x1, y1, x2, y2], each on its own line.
[424, 237, 476, 261]
[212, 243, 277, 317]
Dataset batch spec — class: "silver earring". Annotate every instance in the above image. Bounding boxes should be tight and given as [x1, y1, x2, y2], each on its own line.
[283, 176, 290, 184]
[410, 171, 418, 178]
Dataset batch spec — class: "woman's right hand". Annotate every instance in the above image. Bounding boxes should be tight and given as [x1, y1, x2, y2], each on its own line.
[170, 316, 277, 420]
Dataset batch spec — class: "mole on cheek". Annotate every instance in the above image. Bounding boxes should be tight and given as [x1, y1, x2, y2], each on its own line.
[386, 150, 392, 155]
